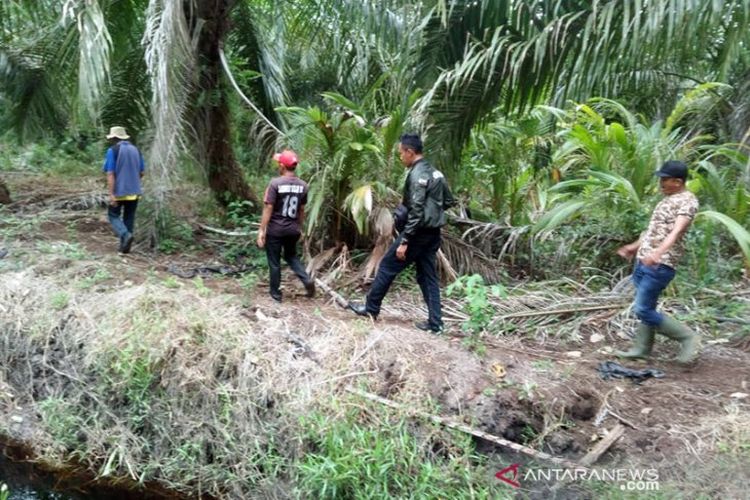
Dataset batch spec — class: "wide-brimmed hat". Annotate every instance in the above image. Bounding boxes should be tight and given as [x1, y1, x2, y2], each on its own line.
[273, 150, 299, 169]
[106, 126, 130, 140]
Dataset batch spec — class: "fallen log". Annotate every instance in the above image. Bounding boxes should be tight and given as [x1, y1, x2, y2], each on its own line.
[580, 424, 626, 466]
[346, 387, 587, 470]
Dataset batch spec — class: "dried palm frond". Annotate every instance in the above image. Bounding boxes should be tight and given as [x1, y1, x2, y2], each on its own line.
[14, 190, 108, 211]
[440, 231, 504, 284]
[362, 207, 395, 281]
[440, 274, 637, 341]
[436, 249, 457, 283]
[326, 244, 352, 283]
[52, 192, 108, 210]
[456, 217, 511, 257]
[306, 245, 340, 278]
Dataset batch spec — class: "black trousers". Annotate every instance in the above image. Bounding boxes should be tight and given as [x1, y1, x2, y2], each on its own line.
[365, 229, 442, 329]
[265, 233, 311, 297]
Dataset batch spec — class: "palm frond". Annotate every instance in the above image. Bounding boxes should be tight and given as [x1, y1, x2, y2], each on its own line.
[61, 0, 113, 118]
[142, 0, 195, 207]
[418, 0, 750, 171]
[697, 210, 750, 268]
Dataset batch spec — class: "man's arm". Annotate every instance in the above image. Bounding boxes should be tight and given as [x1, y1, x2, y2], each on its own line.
[397, 172, 427, 260]
[103, 148, 117, 206]
[641, 215, 693, 266]
[257, 203, 273, 248]
[107, 172, 117, 206]
[298, 204, 305, 230]
[443, 180, 456, 209]
[617, 235, 642, 260]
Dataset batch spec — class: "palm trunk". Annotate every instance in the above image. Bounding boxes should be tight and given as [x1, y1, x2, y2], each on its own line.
[190, 0, 259, 209]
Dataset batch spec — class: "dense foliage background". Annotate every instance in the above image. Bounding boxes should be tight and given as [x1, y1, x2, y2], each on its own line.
[2, 0, 749, 280]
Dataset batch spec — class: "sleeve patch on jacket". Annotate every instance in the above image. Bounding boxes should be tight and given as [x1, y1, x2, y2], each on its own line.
[432, 171, 444, 179]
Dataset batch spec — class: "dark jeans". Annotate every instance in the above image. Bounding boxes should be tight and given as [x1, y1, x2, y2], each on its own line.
[265, 233, 311, 297]
[366, 229, 442, 330]
[107, 199, 138, 238]
[631, 260, 676, 326]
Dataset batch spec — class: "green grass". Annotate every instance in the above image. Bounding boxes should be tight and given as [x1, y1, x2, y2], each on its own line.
[0, 208, 46, 239]
[38, 398, 87, 452]
[36, 241, 90, 260]
[0, 138, 100, 177]
[50, 291, 70, 310]
[295, 401, 497, 499]
[77, 267, 112, 289]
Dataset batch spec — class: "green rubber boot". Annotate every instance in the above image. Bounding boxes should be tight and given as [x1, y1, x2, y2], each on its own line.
[615, 323, 655, 359]
[657, 315, 699, 363]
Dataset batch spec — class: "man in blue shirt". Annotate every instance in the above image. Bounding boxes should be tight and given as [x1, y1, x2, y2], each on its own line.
[102, 126, 145, 253]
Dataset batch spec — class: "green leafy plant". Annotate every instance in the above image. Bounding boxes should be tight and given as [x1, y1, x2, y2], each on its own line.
[192, 276, 211, 296]
[77, 267, 112, 290]
[446, 274, 507, 335]
[103, 343, 156, 430]
[36, 241, 89, 260]
[226, 199, 256, 230]
[50, 291, 69, 310]
[162, 276, 182, 289]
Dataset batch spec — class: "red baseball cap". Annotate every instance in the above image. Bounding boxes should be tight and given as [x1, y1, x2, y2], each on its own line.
[273, 150, 299, 169]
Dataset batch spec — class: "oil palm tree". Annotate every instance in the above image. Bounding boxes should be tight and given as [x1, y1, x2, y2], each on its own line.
[416, 0, 750, 177]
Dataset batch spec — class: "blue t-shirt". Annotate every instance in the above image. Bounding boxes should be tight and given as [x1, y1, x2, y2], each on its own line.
[102, 141, 145, 197]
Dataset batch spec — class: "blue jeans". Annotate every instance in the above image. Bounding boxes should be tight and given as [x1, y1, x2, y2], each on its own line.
[631, 261, 676, 326]
[107, 199, 138, 238]
[366, 229, 443, 330]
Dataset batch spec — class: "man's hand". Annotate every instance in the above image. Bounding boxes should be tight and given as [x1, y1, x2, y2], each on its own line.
[396, 242, 408, 261]
[257, 231, 266, 248]
[108, 194, 118, 207]
[616, 244, 636, 261]
[641, 251, 662, 267]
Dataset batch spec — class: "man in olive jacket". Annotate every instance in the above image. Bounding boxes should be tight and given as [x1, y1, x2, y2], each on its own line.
[349, 133, 455, 333]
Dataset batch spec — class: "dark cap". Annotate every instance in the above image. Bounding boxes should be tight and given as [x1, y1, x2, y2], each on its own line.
[655, 160, 688, 180]
[399, 133, 423, 153]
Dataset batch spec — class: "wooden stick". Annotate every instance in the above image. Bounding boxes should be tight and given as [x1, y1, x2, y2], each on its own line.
[580, 424, 625, 466]
[346, 387, 587, 470]
[197, 223, 256, 237]
[315, 278, 350, 309]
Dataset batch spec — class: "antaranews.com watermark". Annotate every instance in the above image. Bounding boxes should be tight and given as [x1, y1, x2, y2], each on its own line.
[496, 463, 659, 491]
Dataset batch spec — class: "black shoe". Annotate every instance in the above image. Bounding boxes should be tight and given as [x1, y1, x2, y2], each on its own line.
[348, 302, 377, 319]
[121, 232, 134, 254]
[415, 321, 443, 334]
[304, 280, 316, 298]
[270, 292, 282, 303]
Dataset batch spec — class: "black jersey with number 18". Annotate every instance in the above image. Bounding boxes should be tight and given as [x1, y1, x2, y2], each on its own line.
[264, 175, 309, 237]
